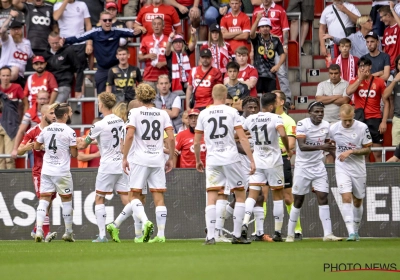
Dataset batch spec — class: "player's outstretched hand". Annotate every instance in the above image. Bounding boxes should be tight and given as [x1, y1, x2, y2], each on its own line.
[249, 161, 256, 175]
[165, 159, 173, 173]
[338, 150, 352, 162]
[321, 142, 336, 153]
[196, 161, 204, 172]
[122, 159, 130, 175]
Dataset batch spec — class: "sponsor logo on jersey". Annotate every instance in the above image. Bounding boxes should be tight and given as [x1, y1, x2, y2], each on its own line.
[32, 16, 51, 26]
[145, 13, 164, 22]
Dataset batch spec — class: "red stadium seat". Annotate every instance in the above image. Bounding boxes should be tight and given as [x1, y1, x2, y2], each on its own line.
[288, 40, 299, 67]
[315, 0, 325, 17]
[82, 102, 95, 124]
[128, 46, 137, 67]
[15, 158, 27, 169]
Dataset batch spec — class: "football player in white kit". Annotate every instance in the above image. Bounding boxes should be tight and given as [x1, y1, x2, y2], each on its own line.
[330, 104, 372, 241]
[34, 103, 77, 242]
[241, 92, 292, 241]
[123, 84, 175, 243]
[194, 84, 256, 245]
[286, 101, 342, 242]
[76, 92, 128, 242]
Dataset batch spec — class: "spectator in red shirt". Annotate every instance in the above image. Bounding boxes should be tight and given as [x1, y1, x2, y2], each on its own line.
[139, 17, 169, 90]
[24, 56, 58, 107]
[0, 66, 27, 169]
[346, 57, 390, 162]
[175, 108, 206, 168]
[134, 0, 182, 37]
[186, 48, 223, 110]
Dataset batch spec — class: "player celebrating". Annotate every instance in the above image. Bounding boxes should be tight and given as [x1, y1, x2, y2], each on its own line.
[123, 84, 175, 243]
[286, 101, 342, 242]
[17, 104, 57, 242]
[33, 103, 77, 242]
[77, 92, 128, 243]
[241, 92, 291, 241]
[330, 104, 372, 241]
[194, 84, 255, 245]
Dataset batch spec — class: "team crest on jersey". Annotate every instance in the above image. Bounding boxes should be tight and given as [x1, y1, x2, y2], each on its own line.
[233, 19, 237, 25]
[270, 11, 275, 17]
[320, 128, 326, 135]
[58, 56, 64, 60]
[351, 133, 357, 139]
[154, 8, 158, 13]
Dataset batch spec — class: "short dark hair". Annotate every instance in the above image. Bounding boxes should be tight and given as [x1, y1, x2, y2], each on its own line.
[329, 64, 341, 72]
[117, 46, 129, 54]
[235, 46, 249, 55]
[0, 66, 11, 73]
[50, 103, 71, 120]
[358, 57, 372, 67]
[153, 17, 164, 25]
[226, 61, 240, 71]
[378, 5, 393, 17]
[339, 38, 352, 46]
[261, 92, 277, 108]
[242, 96, 260, 108]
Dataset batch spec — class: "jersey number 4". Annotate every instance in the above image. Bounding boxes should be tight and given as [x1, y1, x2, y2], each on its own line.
[208, 117, 228, 139]
[252, 124, 271, 145]
[141, 120, 161, 140]
[48, 134, 57, 153]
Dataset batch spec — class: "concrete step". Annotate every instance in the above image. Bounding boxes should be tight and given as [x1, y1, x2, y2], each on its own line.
[288, 68, 300, 83]
[289, 81, 301, 98]
[293, 95, 316, 110]
[300, 82, 319, 96]
[287, 110, 309, 123]
[301, 55, 313, 70]
[313, 55, 327, 69]
[307, 68, 329, 83]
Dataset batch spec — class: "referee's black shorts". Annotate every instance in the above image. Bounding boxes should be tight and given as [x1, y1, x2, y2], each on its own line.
[282, 155, 292, 189]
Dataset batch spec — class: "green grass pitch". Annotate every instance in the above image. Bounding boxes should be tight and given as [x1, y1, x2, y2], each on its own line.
[1, 239, 399, 280]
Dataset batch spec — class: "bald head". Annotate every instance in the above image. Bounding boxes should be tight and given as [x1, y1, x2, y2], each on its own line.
[212, 84, 228, 101]
[128, 99, 143, 110]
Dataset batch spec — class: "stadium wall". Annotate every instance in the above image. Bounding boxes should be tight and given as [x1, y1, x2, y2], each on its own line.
[0, 165, 399, 240]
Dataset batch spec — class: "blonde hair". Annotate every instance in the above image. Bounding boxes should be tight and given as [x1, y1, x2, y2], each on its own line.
[136, 83, 156, 104]
[356, 15, 371, 28]
[212, 84, 228, 101]
[340, 104, 354, 115]
[112, 102, 128, 122]
[128, 99, 143, 110]
[98, 92, 117, 110]
[157, 74, 170, 83]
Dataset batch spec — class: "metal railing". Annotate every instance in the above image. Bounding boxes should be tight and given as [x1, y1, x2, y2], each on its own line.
[70, 124, 94, 136]
[370, 147, 397, 163]
[0, 154, 28, 168]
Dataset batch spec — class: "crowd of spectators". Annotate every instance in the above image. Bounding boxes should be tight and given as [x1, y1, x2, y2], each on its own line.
[1, 0, 400, 170]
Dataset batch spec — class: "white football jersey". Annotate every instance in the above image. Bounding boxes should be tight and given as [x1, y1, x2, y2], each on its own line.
[37, 122, 76, 176]
[295, 118, 330, 168]
[330, 120, 372, 176]
[195, 105, 242, 166]
[126, 106, 173, 167]
[243, 112, 283, 169]
[238, 115, 253, 167]
[89, 114, 125, 174]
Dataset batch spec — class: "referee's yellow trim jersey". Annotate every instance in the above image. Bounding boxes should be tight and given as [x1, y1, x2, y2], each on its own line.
[278, 112, 296, 156]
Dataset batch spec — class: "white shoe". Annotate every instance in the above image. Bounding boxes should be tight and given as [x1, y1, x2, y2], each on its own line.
[62, 231, 75, 242]
[285, 235, 294, 242]
[45, 232, 57, 243]
[215, 234, 231, 243]
[323, 234, 343, 241]
[35, 229, 44, 242]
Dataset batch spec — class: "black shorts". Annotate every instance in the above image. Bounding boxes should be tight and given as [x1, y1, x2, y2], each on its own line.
[282, 156, 292, 188]
[286, 0, 314, 21]
[175, 5, 203, 20]
[256, 77, 276, 94]
[365, 118, 383, 144]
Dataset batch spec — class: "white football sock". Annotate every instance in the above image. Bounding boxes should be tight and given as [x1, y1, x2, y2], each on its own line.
[243, 198, 256, 225]
[215, 200, 228, 235]
[233, 202, 245, 238]
[353, 205, 363, 234]
[287, 206, 300, 237]
[62, 201, 73, 233]
[273, 200, 284, 232]
[341, 203, 354, 235]
[225, 204, 234, 220]
[253, 206, 265, 236]
[36, 200, 50, 231]
[114, 203, 133, 228]
[205, 205, 216, 240]
[319, 205, 332, 237]
[134, 214, 143, 238]
[130, 198, 148, 223]
[95, 204, 106, 238]
[155, 206, 167, 237]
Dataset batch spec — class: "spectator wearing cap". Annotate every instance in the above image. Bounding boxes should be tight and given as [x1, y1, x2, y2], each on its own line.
[43, 31, 79, 103]
[220, 0, 251, 56]
[225, 61, 250, 113]
[360, 31, 390, 81]
[98, 2, 127, 29]
[174, 108, 206, 168]
[0, 11, 34, 87]
[61, 10, 142, 94]
[186, 48, 222, 110]
[323, 16, 376, 59]
[53, 0, 92, 100]
[138, 17, 169, 90]
[201, 23, 233, 77]
[24, 55, 58, 107]
[250, 14, 285, 95]
[0, 66, 27, 169]
[154, 74, 183, 133]
[166, 27, 197, 95]
[134, 0, 182, 37]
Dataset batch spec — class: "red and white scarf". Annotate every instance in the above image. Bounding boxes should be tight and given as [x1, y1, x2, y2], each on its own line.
[206, 43, 231, 74]
[151, 34, 164, 67]
[336, 54, 356, 81]
[171, 51, 191, 91]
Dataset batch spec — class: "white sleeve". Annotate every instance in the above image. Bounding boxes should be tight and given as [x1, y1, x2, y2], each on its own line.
[319, 7, 328, 25]
[242, 118, 249, 131]
[315, 82, 324, 96]
[296, 121, 306, 137]
[89, 121, 103, 139]
[127, 109, 136, 128]
[346, 4, 361, 17]
[195, 113, 204, 132]
[233, 110, 243, 127]
[275, 115, 284, 129]
[70, 129, 77, 147]
[53, 2, 61, 12]
[82, 3, 91, 18]
[172, 96, 182, 109]
[163, 111, 173, 130]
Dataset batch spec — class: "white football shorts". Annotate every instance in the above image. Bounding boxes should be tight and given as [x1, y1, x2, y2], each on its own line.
[292, 166, 329, 195]
[206, 161, 247, 193]
[40, 174, 74, 197]
[249, 165, 284, 189]
[336, 172, 366, 199]
[128, 163, 166, 193]
[95, 172, 128, 195]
